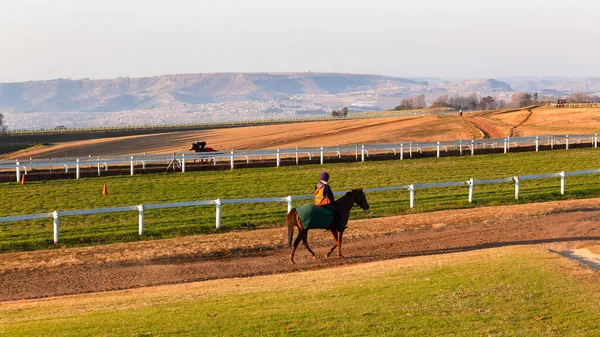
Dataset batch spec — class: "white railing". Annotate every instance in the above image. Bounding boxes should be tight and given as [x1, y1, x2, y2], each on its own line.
[2, 134, 598, 182]
[546, 102, 600, 108]
[1, 168, 599, 244]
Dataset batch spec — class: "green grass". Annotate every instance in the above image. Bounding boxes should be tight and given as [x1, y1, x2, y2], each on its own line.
[2, 246, 600, 336]
[1, 148, 600, 252]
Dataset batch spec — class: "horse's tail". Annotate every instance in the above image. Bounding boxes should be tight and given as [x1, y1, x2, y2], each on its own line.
[286, 208, 298, 248]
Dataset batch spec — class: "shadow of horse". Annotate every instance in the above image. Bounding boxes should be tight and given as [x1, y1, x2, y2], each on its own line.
[286, 188, 369, 264]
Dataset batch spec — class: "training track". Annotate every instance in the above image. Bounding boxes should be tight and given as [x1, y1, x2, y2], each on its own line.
[1, 198, 600, 302]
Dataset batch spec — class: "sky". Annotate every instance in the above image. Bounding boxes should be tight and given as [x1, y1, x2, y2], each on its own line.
[1, 0, 599, 83]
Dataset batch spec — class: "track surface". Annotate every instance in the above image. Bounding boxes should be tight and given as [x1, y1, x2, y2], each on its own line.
[2, 198, 600, 302]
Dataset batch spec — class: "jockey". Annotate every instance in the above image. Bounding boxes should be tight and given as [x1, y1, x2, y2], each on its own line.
[314, 172, 334, 206]
[315, 172, 343, 231]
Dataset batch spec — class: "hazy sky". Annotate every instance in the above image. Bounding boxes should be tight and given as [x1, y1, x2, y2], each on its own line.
[1, 0, 599, 82]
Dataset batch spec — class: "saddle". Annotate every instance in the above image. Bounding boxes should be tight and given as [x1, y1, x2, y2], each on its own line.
[296, 204, 334, 230]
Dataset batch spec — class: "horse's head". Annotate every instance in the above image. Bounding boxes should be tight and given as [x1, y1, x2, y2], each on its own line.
[352, 188, 369, 210]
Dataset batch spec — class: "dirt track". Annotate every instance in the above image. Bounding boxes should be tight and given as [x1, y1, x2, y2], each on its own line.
[2, 198, 600, 302]
[6, 107, 600, 161]
[5, 115, 479, 159]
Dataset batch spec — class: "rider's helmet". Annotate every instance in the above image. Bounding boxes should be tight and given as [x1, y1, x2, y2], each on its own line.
[195, 140, 199, 144]
[320, 172, 329, 182]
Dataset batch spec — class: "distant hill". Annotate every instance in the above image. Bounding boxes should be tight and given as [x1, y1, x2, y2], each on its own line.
[500, 77, 600, 93]
[0, 73, 417, 113]
[440, 79, 514, 93]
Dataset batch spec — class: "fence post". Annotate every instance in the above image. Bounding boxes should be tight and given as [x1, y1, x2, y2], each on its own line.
[535, 136, 539, 152]
[459, 139, 463, 156]
[503, 138, 507, 154]
[52, 211, 59, 244]
[138, 204, 144, 235]
[409, 142, 413, 158]
[143, 152, 146, 169]
[215, 199, 222, 229]
[513, 176, 519, 200]
[560, 172, 565, 195]
[551, 138, 554, 150]
[286, 195, 293, 213]
[181, 154, 185, 173]
[97, 158, 101, 176]
[468, 178, 474, 203]
[16, 160, 21, 183]
[130, 156, 134, 176]
[595, 134, 598, 148]
[361, 145, 365, 162]
[400, 143, 404, 160]
[76, 159, 80, 179]
[471, 140, 474, 156]
[296, 146, 299, 165]
[277, 149, 281, 167]
[566, 135, 569, 150]
[230, 150, 234, 170]
[436, 142, 440, 158]
[320, 147, 324, 165]
[409, 184, 415, 208]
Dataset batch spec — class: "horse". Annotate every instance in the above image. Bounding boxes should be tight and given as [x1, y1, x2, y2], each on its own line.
[286, 188, 369, 264]
[189, 141, 217, 164]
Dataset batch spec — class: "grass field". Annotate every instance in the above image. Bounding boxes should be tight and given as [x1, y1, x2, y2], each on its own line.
[1, 147, 600, 252]
[1, 246, 600, 336]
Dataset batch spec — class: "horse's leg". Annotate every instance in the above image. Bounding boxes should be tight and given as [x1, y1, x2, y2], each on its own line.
[290, 231, 303, 264]
[325, 229, 339, 258]
[301, 230, 317, 259]
[337, 230, 345, 259]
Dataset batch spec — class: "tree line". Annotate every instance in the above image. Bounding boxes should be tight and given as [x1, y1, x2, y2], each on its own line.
[393, 92, 600, 111]
[0, 113, 7, 133]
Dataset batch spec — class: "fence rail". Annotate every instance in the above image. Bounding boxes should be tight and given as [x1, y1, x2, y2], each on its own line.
[546, 102, 600, 108]
[2, 134, 598, 182]
[2, 168, 600, 244]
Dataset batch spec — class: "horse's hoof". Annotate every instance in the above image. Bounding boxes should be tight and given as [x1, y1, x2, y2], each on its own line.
[339, 255, 345, 259]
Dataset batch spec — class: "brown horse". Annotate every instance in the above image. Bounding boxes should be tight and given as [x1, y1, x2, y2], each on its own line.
[286, 188, 369, 264]
[189, 141, 218, 164]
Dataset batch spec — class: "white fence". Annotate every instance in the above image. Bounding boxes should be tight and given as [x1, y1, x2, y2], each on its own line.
[1, 134, 598, 183]
[1, 168, 599, 244]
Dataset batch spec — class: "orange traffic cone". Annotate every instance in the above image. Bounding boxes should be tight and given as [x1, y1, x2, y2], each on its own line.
[21, 175, 25, 185]
[102, 183, 108, 195]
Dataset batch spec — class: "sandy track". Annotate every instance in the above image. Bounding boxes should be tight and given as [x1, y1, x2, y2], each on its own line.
[465, 117, 504, 138]
[8, 107, 600, 160]
[10, 115, 479, 159]
[2, 198, 600, 302]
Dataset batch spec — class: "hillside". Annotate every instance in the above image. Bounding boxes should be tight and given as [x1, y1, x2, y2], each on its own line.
[0, 73, 416, 113]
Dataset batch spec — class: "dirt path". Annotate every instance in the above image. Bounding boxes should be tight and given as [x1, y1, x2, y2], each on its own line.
[466, 116, 505, 139]
[509, 108, 535, 137]
[2, 198, 600, 302]
[6, 116, 474, 159]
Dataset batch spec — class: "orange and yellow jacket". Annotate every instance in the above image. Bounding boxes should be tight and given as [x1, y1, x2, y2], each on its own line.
[314, 181, 335, 206]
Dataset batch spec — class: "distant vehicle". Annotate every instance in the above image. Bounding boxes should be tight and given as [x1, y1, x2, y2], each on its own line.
[54, 125, 67, 130]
